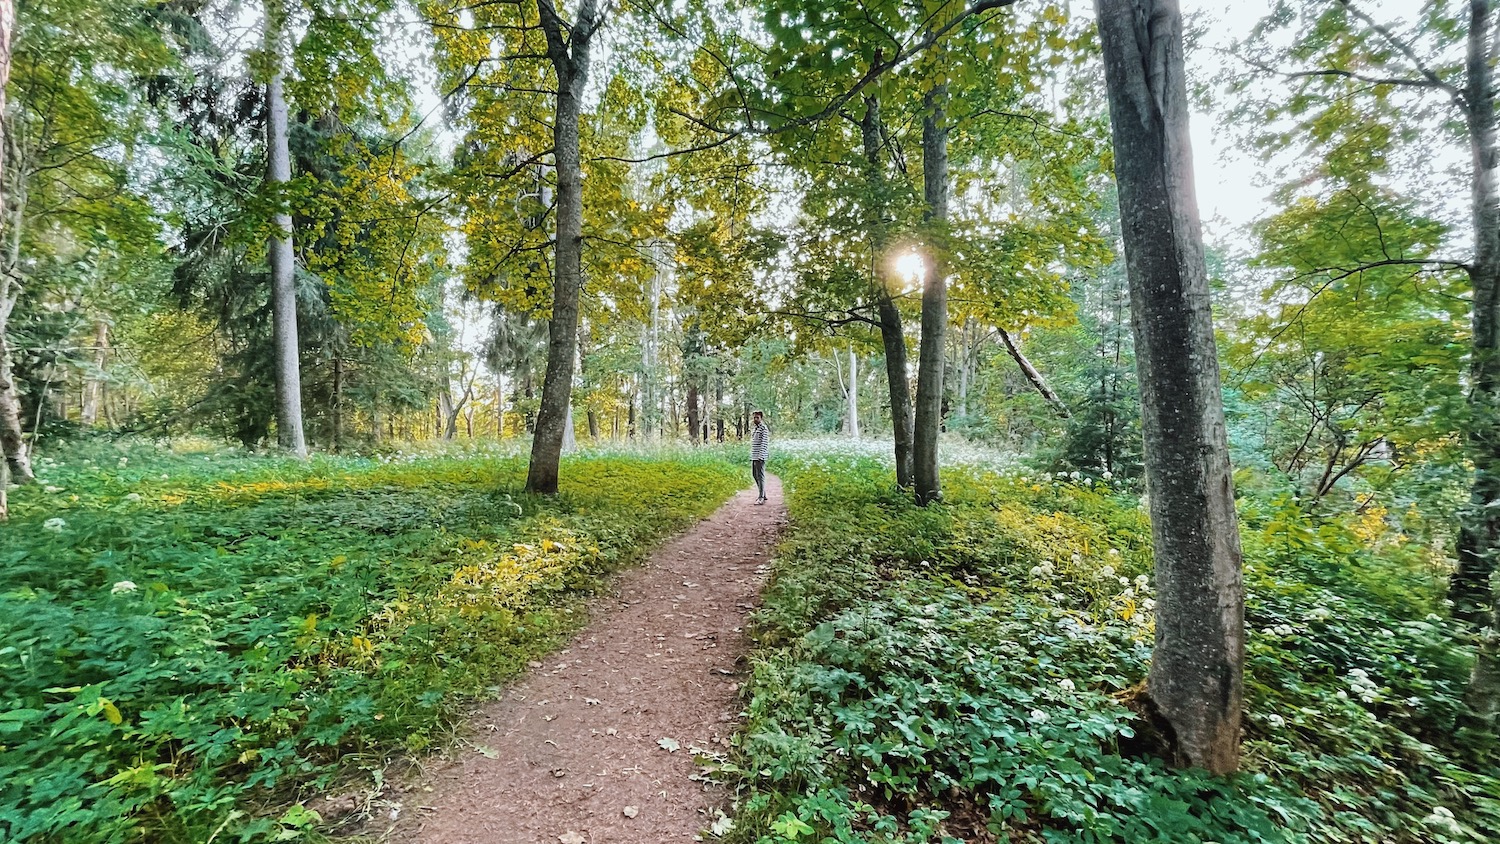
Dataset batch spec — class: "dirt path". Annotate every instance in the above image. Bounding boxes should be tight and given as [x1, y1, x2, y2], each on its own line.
[376, 476, 785, 844]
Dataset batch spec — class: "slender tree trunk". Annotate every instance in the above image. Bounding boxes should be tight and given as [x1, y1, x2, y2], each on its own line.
[265, 0, 307, 457]
[80, 320, 109, 426]
[1097, 0, 1245, 775]
[627, 392, 637, 438]
[914, 88, 950, 505]
[863, 96, 914, 487]
[528, 0, 599, 493]
[0, 8, 31, 501]
[686, 380, 701, 444]
[331, 354, 345, 451]
[847, 345, 861, 438]
[372, 389, 384, 446]
[998, 327, 1070, 417]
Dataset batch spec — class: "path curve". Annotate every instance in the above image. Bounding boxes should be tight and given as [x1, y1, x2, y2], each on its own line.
[383, 476, 785, 843]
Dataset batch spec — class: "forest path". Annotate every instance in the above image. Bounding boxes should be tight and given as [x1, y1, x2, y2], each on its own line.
[375, 475, 786, 844]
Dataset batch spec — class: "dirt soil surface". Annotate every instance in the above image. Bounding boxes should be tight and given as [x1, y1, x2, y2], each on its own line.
[370, 476, 785, 844]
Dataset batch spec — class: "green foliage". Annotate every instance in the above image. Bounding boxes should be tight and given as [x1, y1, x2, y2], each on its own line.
[726, 454, 1497, 843]
[0, 442, 742, 841]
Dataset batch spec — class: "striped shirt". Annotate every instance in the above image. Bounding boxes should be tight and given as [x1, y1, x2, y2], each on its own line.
[750, 422, 770, 461]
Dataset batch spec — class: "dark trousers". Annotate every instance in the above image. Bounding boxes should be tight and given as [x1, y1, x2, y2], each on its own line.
[752, 459, 766, 499]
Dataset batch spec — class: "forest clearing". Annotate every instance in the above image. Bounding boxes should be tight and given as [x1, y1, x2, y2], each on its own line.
[1, 0, 1499, 841]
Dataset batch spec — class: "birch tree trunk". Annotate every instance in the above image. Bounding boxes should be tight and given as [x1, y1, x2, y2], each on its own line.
[914, 88, 950, 505]
[266, 0, 307, 457]
[80, 320, 109, 426]
[1096, 0, 1245, 774]
[0, 0, 31, 514]
[847, 345, 860, 439]
[863, 96, 914, 487]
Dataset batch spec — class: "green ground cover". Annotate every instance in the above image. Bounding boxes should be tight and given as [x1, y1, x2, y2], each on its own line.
[0, 441, 743, 842]
[727, 454, 1498, 843]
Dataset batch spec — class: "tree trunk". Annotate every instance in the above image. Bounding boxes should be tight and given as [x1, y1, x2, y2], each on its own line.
[1096, 0, 1245, 775]
[847, 345, 861, 439]
[587, 408, 599, 439]
[372, 389, 384, 445]
[627, 392, 637, 438]
[998, 327, 1070, 417]
[0, 0, 30, 504]
[1450, 0, 1500, 722]
[527, 0, 599, 493]
[686, 380, 701, 444]
[1455, 0, 1500, 624]
[863, 96, 914, 487]
[914, 88, 949, 505]
[80, 320, 109, 426]
[266, 0, 307, 458]
[331, 354, 344, 452]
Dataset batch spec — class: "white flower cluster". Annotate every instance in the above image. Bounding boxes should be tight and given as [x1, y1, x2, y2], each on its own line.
[1345, 668, 1381, 704]
[1305, 607, 1333, 622]
[43, 517, 66, 533]
[1262, 624, 1297, 637]
[111, 580, 137, 595]
[1029, 562, 1055, 578]
[1423, 806, 1462, 835]
[1264, 713, 1286, 728]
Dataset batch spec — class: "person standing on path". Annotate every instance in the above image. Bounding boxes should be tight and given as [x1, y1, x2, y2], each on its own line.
[750, 410, 770, 504]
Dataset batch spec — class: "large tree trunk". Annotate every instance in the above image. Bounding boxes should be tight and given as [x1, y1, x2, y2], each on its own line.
[1452, 0, 1500, 722]
[1455, 0, 1500, 624]
[914, 88, 950, 505]
[527, 0, 598, 493]
[863, 96, 914, 487]
[1096, 0, 1245, 775]
[266, 0, 307, 457]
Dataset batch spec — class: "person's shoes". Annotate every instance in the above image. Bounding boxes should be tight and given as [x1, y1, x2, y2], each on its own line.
[754, 498, 765, 505]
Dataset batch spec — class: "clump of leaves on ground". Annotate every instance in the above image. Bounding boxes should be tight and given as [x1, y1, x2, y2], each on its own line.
[726, 454, 1497, 843]
[0, 440, 742, 843]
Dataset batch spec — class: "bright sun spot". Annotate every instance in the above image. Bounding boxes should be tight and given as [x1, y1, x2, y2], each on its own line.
[894, 251, 925, 285]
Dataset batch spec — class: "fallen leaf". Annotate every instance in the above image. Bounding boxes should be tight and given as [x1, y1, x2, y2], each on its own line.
[585, 698, 600, 706]
[552, 769, 566, 778]
[622, 806, 639, 818]
[657, 737, 680, 753]
[605, 727, 618, 736]
[559, 833, 586, 844]
[476, 746, 499, 759]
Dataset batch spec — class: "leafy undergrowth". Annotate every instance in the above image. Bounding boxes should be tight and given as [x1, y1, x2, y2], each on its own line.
[0, 440, 743, 842]
[726, 455, 1498, 843]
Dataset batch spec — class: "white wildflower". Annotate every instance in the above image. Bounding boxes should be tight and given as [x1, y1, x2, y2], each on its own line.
[1101, 470, 1113, 480]
[1099, 565, 1116, 579]
[111, 580, 137, 595]
[44, 485, 62, 494]
[1058, 679, 1076, 692]
[1030, 566, 1045, 578]
[124, 493, 142, 503]
[43, 517, 66, 533]
[1424, 806, 1462, 834]
[1265, 713, 1286, 728]
[1118, 576, 1131, 587]
[117, 457, 128, 468]
[1029, 709, 1050, 723]
[1306, 607, 1332, 621]
[1108, 548, 1120, 557]
[1134, 574, 1149, 589]
[1142, 598, 1156, 611]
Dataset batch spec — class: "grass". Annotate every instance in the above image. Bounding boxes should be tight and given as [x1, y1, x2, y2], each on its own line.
[0, 439, 744, 843]
[724, 453, 1499, 843]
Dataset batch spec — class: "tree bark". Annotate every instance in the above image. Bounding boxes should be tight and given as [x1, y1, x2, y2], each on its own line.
[80, 320, 109, 426]
[1455, 0, 1500, 626]
[686, 380, 701, 444]
[266, 0, 307, 457]
[1096, 0, 1245, 775]
[527, 0, 599, 492]
[863, 96, 914, 487]
[0, 0, 30, 506]
[914, 87, 950, 505]
[331, 354, 344, 451]
[998, 327, 1070, 418]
